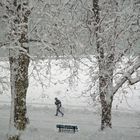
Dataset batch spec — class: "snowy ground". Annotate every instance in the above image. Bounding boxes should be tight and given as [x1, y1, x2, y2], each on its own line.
[0, 105, 140, 140]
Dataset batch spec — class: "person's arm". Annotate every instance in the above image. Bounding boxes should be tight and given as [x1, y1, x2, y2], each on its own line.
[55, 101, 58, 105]
[59, 101, 62, 107]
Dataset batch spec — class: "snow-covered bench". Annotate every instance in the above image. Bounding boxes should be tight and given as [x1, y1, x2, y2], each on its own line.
[56, 124, 78, 133]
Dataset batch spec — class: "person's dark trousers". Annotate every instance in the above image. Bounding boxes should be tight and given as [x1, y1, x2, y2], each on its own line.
[56, 106, 64, 116]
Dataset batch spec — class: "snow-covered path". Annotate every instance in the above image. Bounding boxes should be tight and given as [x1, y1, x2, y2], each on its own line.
[0, 105, 140, 140]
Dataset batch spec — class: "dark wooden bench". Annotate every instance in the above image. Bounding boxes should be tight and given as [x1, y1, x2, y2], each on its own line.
[56, 124, 78, 133]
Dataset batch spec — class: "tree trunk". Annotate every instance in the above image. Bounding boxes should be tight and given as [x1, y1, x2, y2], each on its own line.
[98, 46, 114, 130]
[100, 90, 113, 130]
[101, 102, 112, 130]
[8, 50, 30, 140]
[99, 63, 114, 130]
[8, 1, 30, 140]
[92, 0, 115, 130]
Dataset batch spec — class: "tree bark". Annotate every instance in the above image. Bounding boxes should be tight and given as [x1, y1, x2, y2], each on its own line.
[8, 1, 30, 140]
[99, 58, 114, 130]
[100, 89, 113, 130]
[92, 0, 115, 130]
[9, 50, 30, 129]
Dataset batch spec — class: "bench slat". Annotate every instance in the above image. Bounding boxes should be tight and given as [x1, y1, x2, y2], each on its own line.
[56, 124, 78, 133]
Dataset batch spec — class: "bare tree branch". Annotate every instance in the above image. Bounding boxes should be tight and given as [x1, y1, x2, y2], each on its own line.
[113, 57, 140, 95]
[125, 72, 140, 85]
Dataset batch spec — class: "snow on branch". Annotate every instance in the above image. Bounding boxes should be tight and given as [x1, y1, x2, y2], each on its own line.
[0, 42, 10, 48]
[125, 69, 140, 85]
[113, 57, 140, 95]
[127, 76, 140, 85]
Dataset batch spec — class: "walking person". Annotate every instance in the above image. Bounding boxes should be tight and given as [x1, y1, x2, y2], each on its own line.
[54, 97, 64, 117]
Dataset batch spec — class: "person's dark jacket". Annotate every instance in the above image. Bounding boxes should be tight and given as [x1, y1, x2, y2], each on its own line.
[55, 99, 61, 108]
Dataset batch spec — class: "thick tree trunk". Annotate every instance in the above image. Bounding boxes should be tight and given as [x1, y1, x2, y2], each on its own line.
[8, 1, 30, 140]
[9, 52, 29, 130]
[99, 46, 114, 130]
[92, 0, 115, 130]
[101, 101, 112, 130]
[9, 50, 29, 140]
[99, 64, 114, 130]
[100, 90, 113, 130]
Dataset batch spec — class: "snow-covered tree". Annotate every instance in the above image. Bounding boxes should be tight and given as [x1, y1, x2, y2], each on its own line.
[1, 0, 31, 139]
[91, 0, 140, 130]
